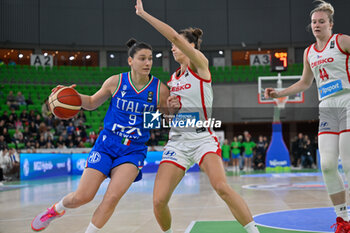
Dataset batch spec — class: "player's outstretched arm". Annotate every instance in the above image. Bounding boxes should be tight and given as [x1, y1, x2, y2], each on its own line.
[80, 75, 119, 111]
[135, 0, 209, 76]
[265, 48, 314, 99]
[158, 82, 170, 115]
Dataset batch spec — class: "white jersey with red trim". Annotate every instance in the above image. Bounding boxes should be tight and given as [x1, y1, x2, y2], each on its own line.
[307, 34, 350, 101]
[167, 66, 215, 140]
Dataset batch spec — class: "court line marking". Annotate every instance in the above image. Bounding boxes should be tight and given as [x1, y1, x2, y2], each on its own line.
[183, 207, 341, 233]
[253, 207, 341, 233]
[184, 221, 196, 233]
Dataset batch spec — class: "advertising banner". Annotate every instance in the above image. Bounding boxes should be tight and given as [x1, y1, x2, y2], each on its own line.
[20, 153, 71, 180]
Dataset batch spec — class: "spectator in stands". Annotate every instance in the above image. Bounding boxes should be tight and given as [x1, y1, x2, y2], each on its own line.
[25, 135, 36, 150]
[75, 136, 85, 148]
[16, 91, 26, 105]
[0, 120, 5, 134]
[295, 133, 305, 168]
[28, 110, 36, 123]
[56, 121, 66, 136]
[301, 138, 315, 169]
[146, 132, 158, 151]
[6, 91, 18, 109]
[242, 136, 256, 172]
[78, 126, 87, 142]
[38, 135, 47, 148]
[28, 121, 38, 138]
[61, 129, 68, 140]
[0, 148, 12, 180]
[253, 153, 265, 170]
[237, 134, 244, 170]
[88, 131, 97, 146]
[221, 139, 231, 170]
[6, 114, 15, 129]
[15, 118, 23, 130]
[46, 133, 54, 146]
[35, 114, 42, 126]
[41, 97, 51, 119]
[0, 135, 8, 151]
[230, 136, 241, 173]
[45, 141, 55, 149]
[1, 111, 9, 124]
[66, 122, 75, 135]
[256, 135, 268, 161]
[8, 148, 19, 179]
[9, 108, 18, 122]
[44, 114, 54, 129]
[65, 134, 74, 148]
[22, 126, 30, 141]
[56, 135, 66, 148]
[13, 129, 23, 144]
[73, 115, 84, 128]
[2, 128, 11, 144]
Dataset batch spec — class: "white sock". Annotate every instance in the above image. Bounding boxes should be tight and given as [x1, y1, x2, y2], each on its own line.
[164, 229, 173, 233]
[244, 221, 260, 233]
[335, 203, 349, 221]
[85, 222, 100, 233]
[54, 199, 66, 214]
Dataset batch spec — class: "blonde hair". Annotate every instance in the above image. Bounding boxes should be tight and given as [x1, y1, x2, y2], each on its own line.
[310, 0, 334, 24]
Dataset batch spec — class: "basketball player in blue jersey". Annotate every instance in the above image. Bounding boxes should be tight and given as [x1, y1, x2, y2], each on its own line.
[265, 1, 350, 231]
[136, 1, 260, 233]
[31, 39, 171, 233]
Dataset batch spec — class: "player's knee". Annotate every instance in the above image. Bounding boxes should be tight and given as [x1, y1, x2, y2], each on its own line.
[153, 195, 168, 210]
[72, 192, 94, 206]
[213, 181, 230, 198]
[103, 193, 121, 207]
[320, 156, 338, 175]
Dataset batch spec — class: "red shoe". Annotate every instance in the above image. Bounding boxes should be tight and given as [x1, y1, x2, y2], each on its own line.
[331, 217, 350, 233]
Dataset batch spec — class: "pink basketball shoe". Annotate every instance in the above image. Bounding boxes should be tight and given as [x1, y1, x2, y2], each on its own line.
[31, 204, 65, 231]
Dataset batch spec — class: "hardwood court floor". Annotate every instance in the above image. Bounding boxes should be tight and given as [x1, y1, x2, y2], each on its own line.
[0, 170, 334, 233]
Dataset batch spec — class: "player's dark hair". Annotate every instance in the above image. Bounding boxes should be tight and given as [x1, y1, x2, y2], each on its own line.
[179, 27, 203, 50]
[126, 38, 153, 58]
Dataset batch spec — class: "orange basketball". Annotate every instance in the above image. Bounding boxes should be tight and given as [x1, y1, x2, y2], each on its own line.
[48, 87, 82, 120]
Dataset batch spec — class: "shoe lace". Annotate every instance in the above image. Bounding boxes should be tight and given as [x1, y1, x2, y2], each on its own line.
[40, 208, 58, 222]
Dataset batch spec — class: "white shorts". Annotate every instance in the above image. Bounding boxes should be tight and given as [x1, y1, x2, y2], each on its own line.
[161, 135, 221, 171]
[319, 90, 350, 135]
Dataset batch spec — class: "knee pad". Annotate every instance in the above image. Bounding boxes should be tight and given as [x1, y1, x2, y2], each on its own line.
[319, 134, 344, 194]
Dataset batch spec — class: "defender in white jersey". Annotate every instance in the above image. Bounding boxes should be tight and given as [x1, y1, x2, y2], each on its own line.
[265, 1, 350, 230]
[136, 1, 260, 233]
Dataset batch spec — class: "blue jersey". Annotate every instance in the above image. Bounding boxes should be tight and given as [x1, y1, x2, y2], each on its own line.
[103, 72, 161, 144]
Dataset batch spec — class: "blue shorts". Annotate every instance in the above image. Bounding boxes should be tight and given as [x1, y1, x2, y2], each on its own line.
[86, 130, 147, 182]
[231, 153, 240, 159]
[222, 158, 230, 162]
[245, 153, 253, 158]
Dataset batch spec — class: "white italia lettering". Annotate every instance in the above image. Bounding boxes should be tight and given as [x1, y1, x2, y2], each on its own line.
[134, 102, 141, 113]
[120, 99, 127, 109]
[126, 101, 134, 112]
[115, 97, 154, 113]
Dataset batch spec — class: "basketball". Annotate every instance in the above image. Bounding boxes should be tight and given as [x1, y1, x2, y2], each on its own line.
[48, 87, 82, 120]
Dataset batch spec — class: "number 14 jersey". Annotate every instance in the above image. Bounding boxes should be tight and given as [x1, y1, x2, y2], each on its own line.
[307, 33, 350, 100]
